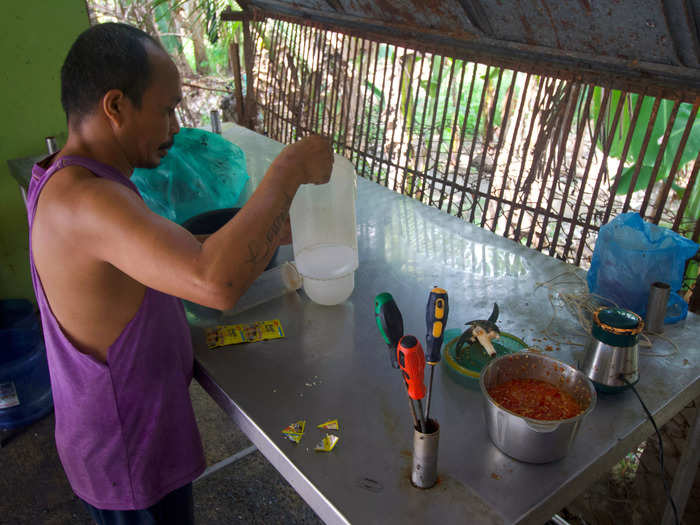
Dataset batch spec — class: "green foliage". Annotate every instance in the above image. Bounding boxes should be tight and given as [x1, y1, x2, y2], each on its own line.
[588, 90, 697, 191]
[588, 88, 699, 235]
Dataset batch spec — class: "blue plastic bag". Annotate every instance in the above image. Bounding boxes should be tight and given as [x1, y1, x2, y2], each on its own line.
[132, 128, 249, 225]
[587, 213, 699, 324]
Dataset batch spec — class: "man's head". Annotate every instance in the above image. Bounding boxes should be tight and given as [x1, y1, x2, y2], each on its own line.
[61, 23, 182, 169]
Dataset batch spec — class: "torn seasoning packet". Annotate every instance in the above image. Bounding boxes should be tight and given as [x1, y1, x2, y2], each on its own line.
[282, 420, 306, 443]
[206, 319, 285, 348]
[315, 434, 339, 452]
[317, 419, 340, 431]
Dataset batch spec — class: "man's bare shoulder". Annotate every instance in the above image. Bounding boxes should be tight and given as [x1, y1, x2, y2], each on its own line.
[37, 163, 146, 239]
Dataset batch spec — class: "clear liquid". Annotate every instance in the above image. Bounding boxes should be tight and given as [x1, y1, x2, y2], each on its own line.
[294, 244, 356, 280]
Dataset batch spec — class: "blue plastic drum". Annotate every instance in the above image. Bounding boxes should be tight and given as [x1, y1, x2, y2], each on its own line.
[0, 299, 53, 430]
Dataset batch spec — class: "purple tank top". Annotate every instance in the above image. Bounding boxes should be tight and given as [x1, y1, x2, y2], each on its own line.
[27, 155, 205, 510]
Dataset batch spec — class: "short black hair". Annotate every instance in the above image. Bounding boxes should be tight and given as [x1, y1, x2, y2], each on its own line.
[61, 23, 162, 124]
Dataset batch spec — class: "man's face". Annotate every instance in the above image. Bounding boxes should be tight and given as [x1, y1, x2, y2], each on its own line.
[121, 45, 182, 169]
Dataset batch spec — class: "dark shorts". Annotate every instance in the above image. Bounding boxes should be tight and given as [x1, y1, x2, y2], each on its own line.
[81, 483, 194, 525]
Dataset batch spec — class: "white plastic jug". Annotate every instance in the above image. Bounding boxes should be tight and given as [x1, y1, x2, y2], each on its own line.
[290, 154, 359, 305]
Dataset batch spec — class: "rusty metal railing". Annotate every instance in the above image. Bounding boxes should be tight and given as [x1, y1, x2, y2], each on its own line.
[250, 19, 699, 292]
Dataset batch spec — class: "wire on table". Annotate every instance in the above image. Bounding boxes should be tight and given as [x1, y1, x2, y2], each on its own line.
[621, 375, 680, 525]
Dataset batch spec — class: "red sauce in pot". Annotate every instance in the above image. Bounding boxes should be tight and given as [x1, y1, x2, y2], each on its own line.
[488, 378, 583, 420]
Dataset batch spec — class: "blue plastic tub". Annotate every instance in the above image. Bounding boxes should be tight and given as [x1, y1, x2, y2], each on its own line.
[0, 299, 53, 430]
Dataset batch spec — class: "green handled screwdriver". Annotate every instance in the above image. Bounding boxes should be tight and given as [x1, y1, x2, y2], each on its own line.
[374, 293, 419, 429]
[374, 292, 403, 368]
[424, 287, 448, 422]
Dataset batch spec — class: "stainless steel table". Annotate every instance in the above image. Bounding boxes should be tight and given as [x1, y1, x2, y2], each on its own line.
[193, 125, 699, 525]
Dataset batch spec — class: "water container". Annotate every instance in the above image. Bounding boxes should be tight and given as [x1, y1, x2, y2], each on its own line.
[0, 300, 53, 430]
[290, 154, 359, 305]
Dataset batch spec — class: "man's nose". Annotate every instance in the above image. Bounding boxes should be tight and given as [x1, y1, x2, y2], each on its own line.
[170, 113, 180, 136]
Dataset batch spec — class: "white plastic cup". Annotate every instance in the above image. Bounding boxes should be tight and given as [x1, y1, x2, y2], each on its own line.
[290, 154, 359, 305]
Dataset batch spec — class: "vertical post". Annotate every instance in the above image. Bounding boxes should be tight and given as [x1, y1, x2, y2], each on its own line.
[210, 110, 222, 134]
[228, 42, 245, 125]
[242, 17, 257, 130]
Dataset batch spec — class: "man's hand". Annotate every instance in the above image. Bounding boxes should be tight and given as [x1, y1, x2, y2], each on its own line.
[271, 135, 334, 186]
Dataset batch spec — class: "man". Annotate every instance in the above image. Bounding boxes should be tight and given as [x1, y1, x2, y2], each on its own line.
[28, 22, 332, 524]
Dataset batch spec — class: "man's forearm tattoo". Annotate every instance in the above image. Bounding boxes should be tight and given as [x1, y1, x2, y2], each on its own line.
[245, 192, 293, 267]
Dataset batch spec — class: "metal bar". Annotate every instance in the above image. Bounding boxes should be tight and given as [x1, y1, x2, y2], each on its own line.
[560, 87, 611, 262]
[550, 84, 595, 257]
[419, 55, 448, 202]
[277, 22, 293, 141]
[482, 70, 517, 231]
[513, 76, 560, 241]
[409, 53, 437, 197]
[446, 63, 479, 215]
[306, 26, 320, 132]
[262, 21, 275, 135]
[311, 28, 327, 135]
[661, 395, 700, 525]
[471, 66, 504, 226]
[194, 445, 258, 482]
[283, 22, 299, 141]
[574, 88, 628, 266]
[503, 74, 546, 238]
[336, 33, 352, 155]
[296, 23, 313, 141]
[427, 58, 457, 206]
[310, 27, 326, 133]
[653, 100, 699, 224]
[622, 96, 663, 213]
[318, 29, 331, 136]
[265, 21, 281, 135]
[357, 40, 380, 178]
[377, 44, 398, 187]
[372, 43, 396, 186]
[348, 37, 365, 169]
[639, 99, 682, 219]
[388, 47, 409, 192]
[272, 22, 289, 142]
[438, 60, 468, 211]
[602, 92, 648, 225]
[400, 51, 427, 196]
[330, 32, 345, 144]
[492, 72, 531, 233]
[272, 21, 286, 141]
[457, 64, 491, 219]
[537, 81, 581, 251]
[674, 151, 700, 232]
[529, 81, 575, 250]
[365, 40, 381, 181]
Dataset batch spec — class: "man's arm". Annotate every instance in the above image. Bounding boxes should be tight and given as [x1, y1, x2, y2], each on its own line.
[59, 136, 332, 310]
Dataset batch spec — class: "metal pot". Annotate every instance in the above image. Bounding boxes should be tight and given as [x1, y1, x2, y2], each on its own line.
[479, 352, 596, 463]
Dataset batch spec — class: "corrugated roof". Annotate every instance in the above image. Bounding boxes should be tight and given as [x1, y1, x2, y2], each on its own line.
[233, 0, 700, 100]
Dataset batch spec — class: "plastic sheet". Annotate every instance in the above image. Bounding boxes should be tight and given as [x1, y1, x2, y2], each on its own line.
[132, 128, 249, 224]
[587, 213, 698, 324]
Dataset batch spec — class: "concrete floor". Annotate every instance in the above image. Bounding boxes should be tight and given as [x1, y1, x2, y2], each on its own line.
[0, 381, 322, 524]
[1, 382, 696, 525]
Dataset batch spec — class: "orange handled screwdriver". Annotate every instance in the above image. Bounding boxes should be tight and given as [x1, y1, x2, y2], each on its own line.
[425, 287, 448, 422]
[397, 335, 427, 433]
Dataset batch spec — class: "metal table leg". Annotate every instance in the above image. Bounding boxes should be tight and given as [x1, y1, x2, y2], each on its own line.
[662, 396, 700, 525]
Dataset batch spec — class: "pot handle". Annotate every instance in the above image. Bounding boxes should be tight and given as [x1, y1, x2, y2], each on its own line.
[525, 420, 561, 433]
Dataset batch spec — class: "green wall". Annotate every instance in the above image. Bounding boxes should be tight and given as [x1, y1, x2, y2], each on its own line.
[0, 1, 90, 301]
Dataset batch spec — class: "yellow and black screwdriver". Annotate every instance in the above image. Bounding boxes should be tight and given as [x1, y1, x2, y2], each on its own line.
[424, 287, 448, 422]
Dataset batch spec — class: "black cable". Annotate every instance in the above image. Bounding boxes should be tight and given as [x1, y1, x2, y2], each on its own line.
[621, 375, 680, 525]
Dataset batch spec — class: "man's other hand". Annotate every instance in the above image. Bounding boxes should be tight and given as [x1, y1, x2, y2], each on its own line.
[272, 135, 334, 186]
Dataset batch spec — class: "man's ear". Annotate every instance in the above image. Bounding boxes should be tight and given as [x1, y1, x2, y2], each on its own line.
[102, 89, 130, 128]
